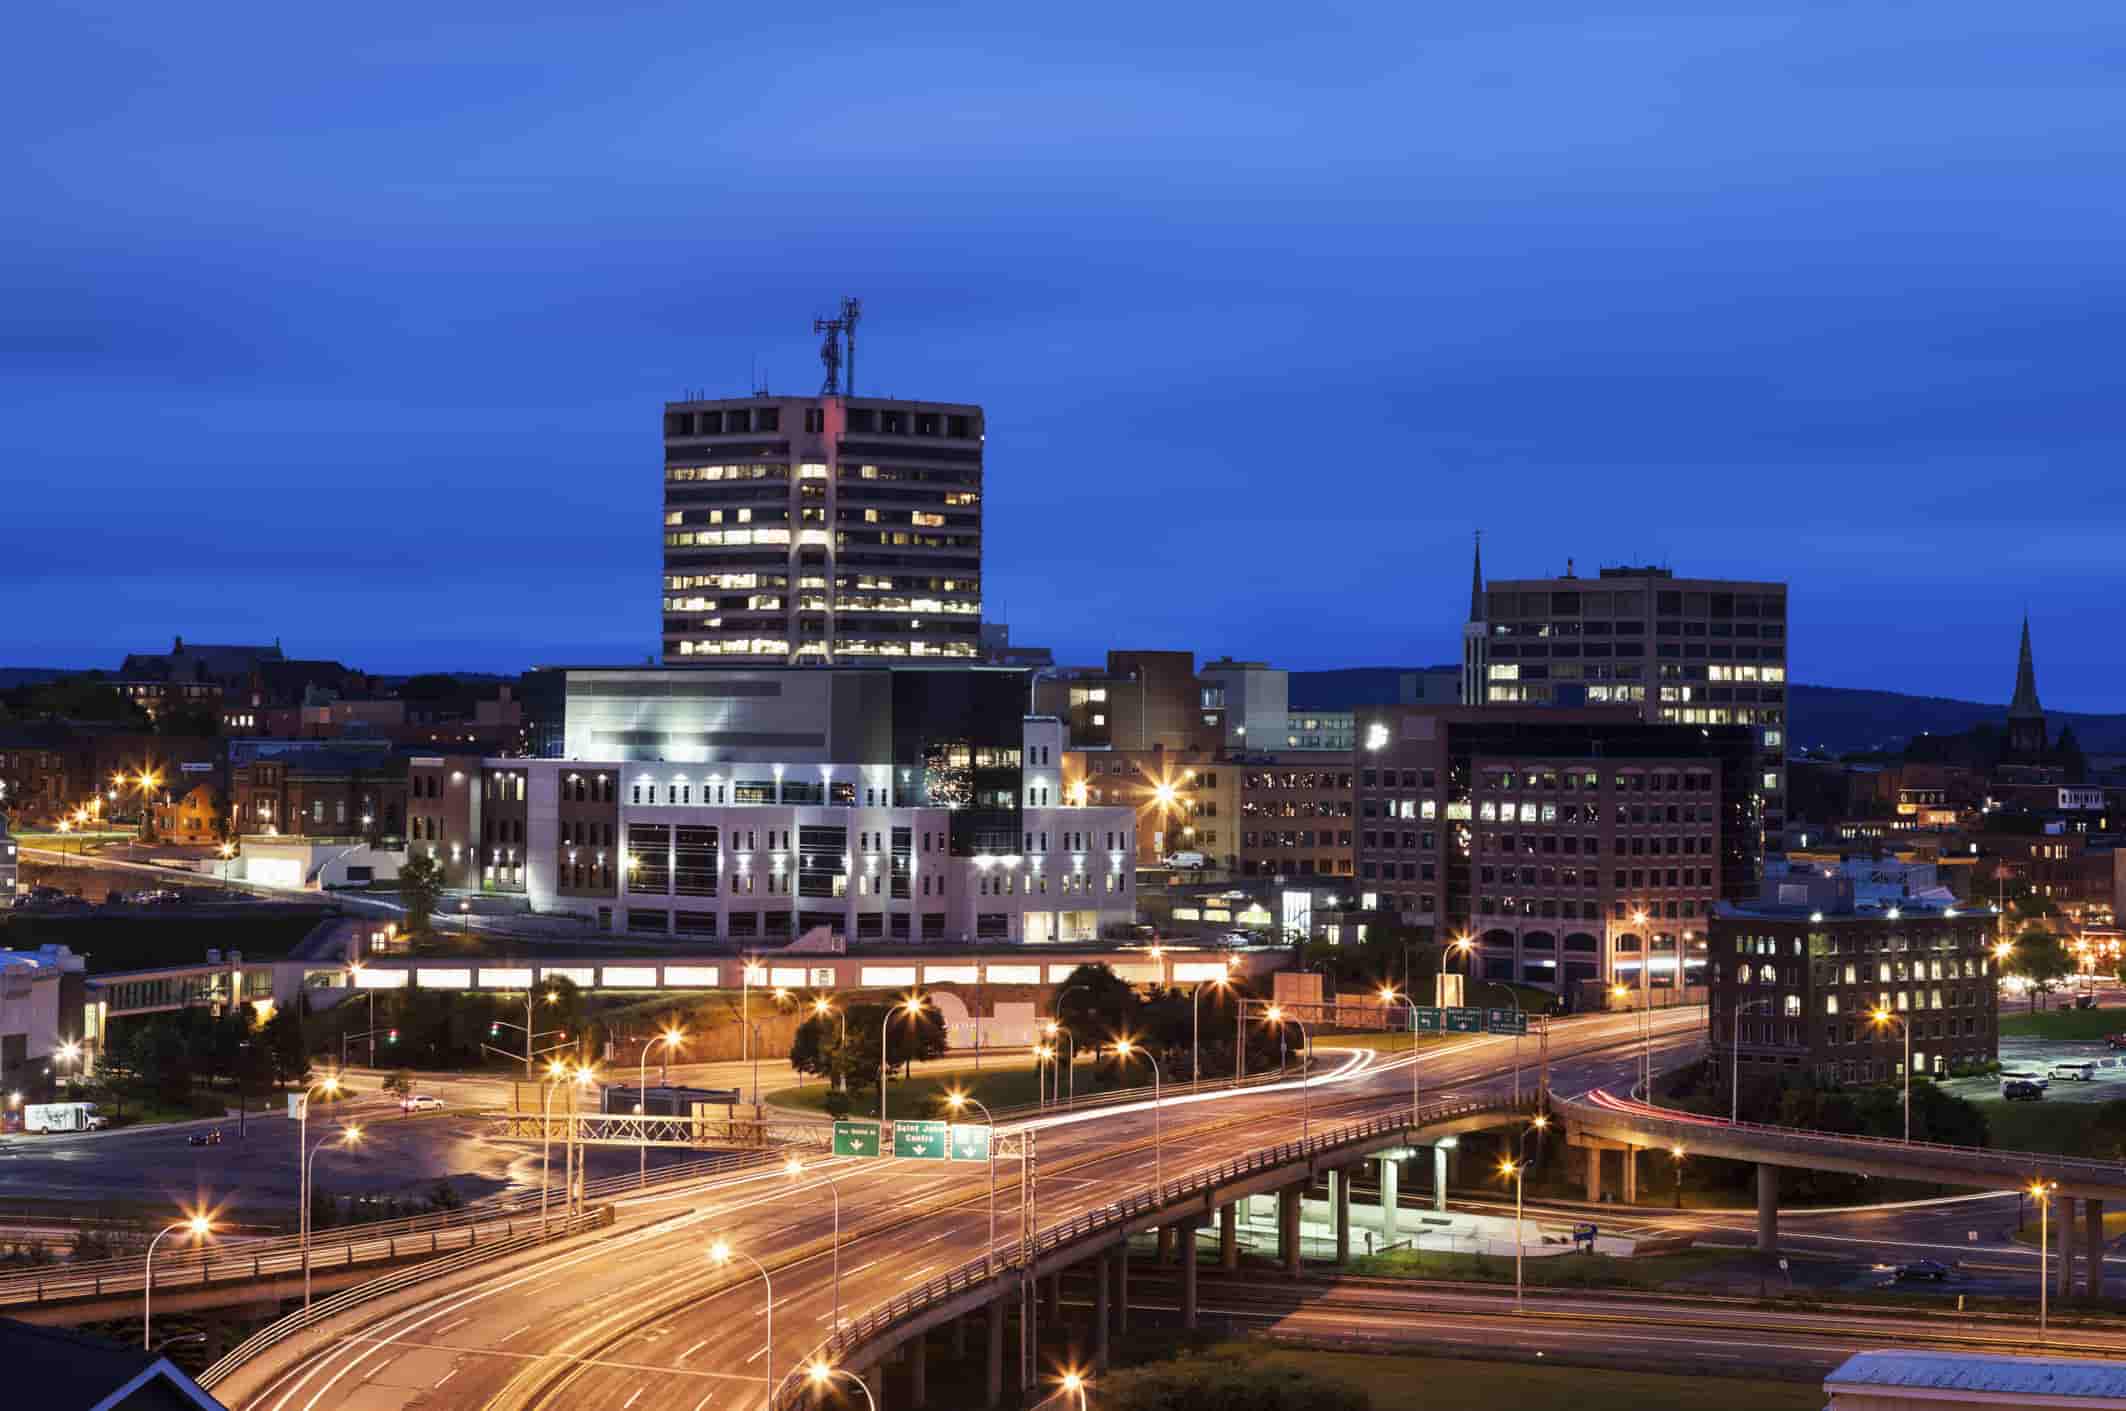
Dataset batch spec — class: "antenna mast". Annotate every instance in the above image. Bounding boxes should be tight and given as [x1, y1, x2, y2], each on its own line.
[840, 296, 862, 397]
[812, 310, 846, 396]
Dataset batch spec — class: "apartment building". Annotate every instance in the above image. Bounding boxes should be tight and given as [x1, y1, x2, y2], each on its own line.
[1352, 706, 1758, 993]
[1463, 550, 1790, 837]
[661, 395, 983, 664]
[1709, 870, 1999, 1083]
[407, 666, 1137, 944]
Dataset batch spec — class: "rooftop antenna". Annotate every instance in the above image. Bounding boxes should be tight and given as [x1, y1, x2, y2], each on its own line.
[812, 309, 846, 395]
[840, 296, 862, 396]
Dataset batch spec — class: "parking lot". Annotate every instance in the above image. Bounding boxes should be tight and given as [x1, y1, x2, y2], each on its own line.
[1937, 1035, 2126, 1105]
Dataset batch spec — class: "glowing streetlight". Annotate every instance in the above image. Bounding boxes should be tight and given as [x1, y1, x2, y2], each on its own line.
[1112, 1037, 1165, 1191]
[635, 1027, 686, 1188]
[946, 1090, 999, 1271]
[1059, 1369, 1091, 1410]
[297, 1073, 343, 1313]
[803, 1361, 877, 1410]
[879, 994, 926, 1126]
[1499, 1155, 1527, 1309]
[707, 1241, 773, 1410]
[1262, 1006, 1313, 1143]
[144, 1213, 213, 1349]
[1869, 1008, 1912, 1143]
[784, 1156, 844, 1328]
[2032, 1180, 2057, 1336]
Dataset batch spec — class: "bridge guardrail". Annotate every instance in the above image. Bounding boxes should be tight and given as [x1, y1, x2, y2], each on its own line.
[195, 1207, 611, 1391]
[0, 1147, 779, 1309]
[1560, 1092, 2126, 1185]
[770, 1093, 1533, 1408]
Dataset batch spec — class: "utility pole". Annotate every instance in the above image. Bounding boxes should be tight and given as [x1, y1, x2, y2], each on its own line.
[841, 296, 862, 396]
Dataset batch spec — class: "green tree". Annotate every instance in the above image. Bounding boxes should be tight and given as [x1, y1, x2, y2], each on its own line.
[263, 1003, 310, 1086]
[1053, 964, 1142, 1049]
[398, 852, 447, 936]
[382, 1070, 414, 1101]
[2007, 931, 2073, 1011]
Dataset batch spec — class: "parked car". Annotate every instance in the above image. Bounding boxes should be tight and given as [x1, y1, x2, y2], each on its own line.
[188, 1128, 223, 1147]
[2077, 995, 2099, 1010]
[2106, 1034, 2126, 1051]
[1895, 1259, 1952, 1282]
[2051, 1061, 2099, 1082]
[399, 1094, 444, 1113]
[1162, 851, 1208, 870]
[2003, 1079, 2046, 1101]
[1999, 1070, 2050, 1092]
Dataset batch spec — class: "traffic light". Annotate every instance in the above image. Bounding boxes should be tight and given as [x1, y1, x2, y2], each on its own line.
[387, 1029, 400, 1045]
[489, 1023, 500, 1037]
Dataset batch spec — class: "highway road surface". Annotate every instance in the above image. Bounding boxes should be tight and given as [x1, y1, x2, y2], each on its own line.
[218, 1008, 1701, 1411]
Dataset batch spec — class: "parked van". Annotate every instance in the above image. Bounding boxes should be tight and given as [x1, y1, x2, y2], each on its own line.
[2051, 1061, 2099, 1083]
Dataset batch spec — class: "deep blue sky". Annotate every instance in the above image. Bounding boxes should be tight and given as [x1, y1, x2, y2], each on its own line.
[8, 4, 2123, 707]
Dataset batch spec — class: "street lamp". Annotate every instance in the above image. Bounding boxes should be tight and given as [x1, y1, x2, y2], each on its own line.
[1380, 984, 1422, 1125]
[879, 994, 925, 1126]
[945, 1090, 998, 1272]
[1668, 1143, 1686, 1210]
[1043, 1020, 1077, 1109]
[1868, 1009, 1913, 1143]
[144, 1214, 212, 1349]
[1485, 981, 1524, 1105]
[812, 995, 846, 1092]
[1058, 1369, 1091, 1410]
[295, 1073, 342, 1312]
[303, 1125, 363, 1313]
[1192, 974, 1231, 1090]
[1729, 997, 1775, 1124]
[1499, 1153, 1527, 1311]
[1437, 936, 1474, 1007]
[1111, 1038, 1164, 1192]
[784, 1156, 844, 1329]
[1032, 1043, 1055, 1110]
[707, 1241, 773, 1411]
[636, 1028, 685, 1188]
[2032, 1180, 2057, 1337]
[1263, 1005, 1312, 1144]
[1609, 982, 1655, 1106]
[803, 1361, 877, 1410]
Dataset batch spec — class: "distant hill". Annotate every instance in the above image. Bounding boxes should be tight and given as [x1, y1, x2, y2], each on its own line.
[0, 668, 73, 688]
[1287, 669, 2126, 757]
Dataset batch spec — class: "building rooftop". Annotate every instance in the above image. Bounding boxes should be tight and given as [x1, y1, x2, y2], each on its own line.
[0, 1315, 222, 1411]
[1827, 1348, 2126, 1402]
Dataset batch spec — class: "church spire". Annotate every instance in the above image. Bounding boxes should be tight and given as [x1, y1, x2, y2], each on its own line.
[1468, 531, 1484, 621]
[2008, 614, 2043, 719]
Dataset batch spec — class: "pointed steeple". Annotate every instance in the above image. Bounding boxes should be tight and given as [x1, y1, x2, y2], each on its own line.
[1468, 531, 1485, 621]
[2008, 615, 2043, 719]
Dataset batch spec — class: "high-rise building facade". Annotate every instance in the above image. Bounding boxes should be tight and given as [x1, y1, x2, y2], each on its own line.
[1464, 554, 1790, 836]
[661, 396, 984, 664]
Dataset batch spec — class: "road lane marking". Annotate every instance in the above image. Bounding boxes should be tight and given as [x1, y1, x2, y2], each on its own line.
[679, 1339, 707, 1361]
[625, 1387, 645, 1408]
[745, 1345, 767, 1364]
[434, 1368, 458, 1388]
[436, 1316, 469, 1335]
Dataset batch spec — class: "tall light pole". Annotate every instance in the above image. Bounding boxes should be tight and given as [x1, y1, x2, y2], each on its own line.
[784, 1156, 843, 1329]
[539, 1060, 572, 1232]
[708, 1240, 772, 1411]
[879, 994, 924, 1126]
[1032, 1043, 1055, 1109]
[1058, 1370, 1091, 1410]
[946, 1090, 998, 1272]
[295, 1074, 342, 1312]
[1112, 1038, 1163, 1191]
[1729, 996, 1775, 1124]
[1499, 1153, 1527, 1311]
[812, 995, 846, 1092]
[1610, 982, 1655, 1105]
[636, 1028, 685, 1188]
[1380, 984, 1420, 1125]
[1044, 1021, 1076, 1108]
[303, 1125, 363, 1313]
[1192, 975, 1230, 1091]
[1630, 909, 1653, 1097]
[1869, 1009, 1913, 1143]
[1486, 981, 1523, 1105]
[144, 1215, 212, 1349]
[2032, 1180, 2056, 1337]
[1263, 1006, 1311, 1144]
[1437, 935, 1474, 1007]
[566, 1065, 595, 1213]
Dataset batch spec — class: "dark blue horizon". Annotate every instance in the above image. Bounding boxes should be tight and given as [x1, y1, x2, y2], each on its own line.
[6, 4, 2122, 710]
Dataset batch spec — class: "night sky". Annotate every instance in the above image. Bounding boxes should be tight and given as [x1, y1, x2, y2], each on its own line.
[8, 5, 2121, 708]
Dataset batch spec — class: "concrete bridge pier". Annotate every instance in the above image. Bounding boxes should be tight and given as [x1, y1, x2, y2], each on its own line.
[1094, 1252, 1112, 1370]
[1043, 1272, 1061, 1323]
[1333, 1168, 1352, 1265]
[2089, 1198, 2107, 1298]
[1156, 1226, 1174, 1263]
[1755, 1163, 1778, 1253]
[1219, 1201, 1239, 1269]
[1433, 1142, 1451, 1212]
[952, 1311, 967, 1358]
[1115, 1247, 1130, 1333]
[1279, 1185, 1303, 1275]
[2059, 1196, 2078, 1300]
[1379, 1153, 1400, 1246]
[907, 1334, 926, 1408]
[985, 1297, 1005, 1409]
[1179, 1217, 1202, 1328]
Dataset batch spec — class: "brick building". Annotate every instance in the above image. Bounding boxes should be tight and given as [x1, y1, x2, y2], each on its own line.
[228, 741, 406, 843]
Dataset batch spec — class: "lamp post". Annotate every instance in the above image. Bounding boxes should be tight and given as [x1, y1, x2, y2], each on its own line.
[144, 1215, 212, 1349]
[1486, 981, 1524, 1105]
[1669, 1143, 1686, 1209]
[1058, 1370, 1091, 1410]
[811, 996, 846, 1092]
[879, 994, 924, 1126]
[1044, 1021, 1076, 1109]
[1499, 1153, 1527, 1311]
[1869, 1009, 1913, 1143]
[946, 1091, 998, 1272]
[1437, 935, 1474, 1008]
[303, 1125, 363, 1313]
[1729, 996, 1775, 1124]
[783, 1157, 843, 1329]
[1630, 910, 1653, 1099]
[1051, 983, 1088, 1103]
[635, 1028, 685, 1188]
[1192, 975, 1230, 1090]
[2032, 1180, 2056, 1337]
[295, 1074, 342, 1313]
[1112, 1039, 1163, 1191]
[567, 1065, 594, 1213]
[1263, 1006, 1311, 1144]
[538, 1059, 576, 1231]
[1610, 982, 1655, 1105]
[802, 1362, 877, 1410]
[708, 1240, 772, 1411]
[1032, 1043, 1055, 1109]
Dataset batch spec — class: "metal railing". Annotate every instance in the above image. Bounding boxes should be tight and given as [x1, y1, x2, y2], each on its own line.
[0, 1147, 780, 1309]
[769, 1094, 1531, 1408]
[1561, 1091, 2126, 1186]
[195, 1207, 611, 1390]
[487, 1112, 836, 1149]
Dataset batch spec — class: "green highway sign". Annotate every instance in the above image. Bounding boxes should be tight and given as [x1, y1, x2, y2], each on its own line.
[949, 1124, 992, 1163]
[1445, 1007, 1483, 1033]
[1486, 1008, 1528, 1036]
[832, 1121, 881, 1157]
[1412, 1006, 1443, 1033]
[892, 1119, 949, 1160]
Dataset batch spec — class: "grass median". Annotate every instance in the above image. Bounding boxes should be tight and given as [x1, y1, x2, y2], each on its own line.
[2000, 1007, 2120, 1041]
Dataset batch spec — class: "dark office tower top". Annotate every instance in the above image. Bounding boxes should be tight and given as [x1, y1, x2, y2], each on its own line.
[661, 396, 984, 665]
